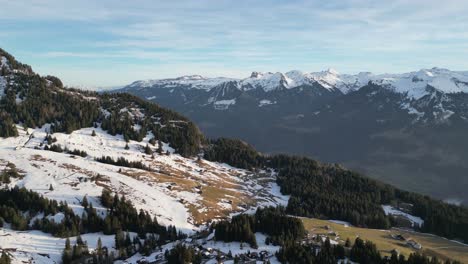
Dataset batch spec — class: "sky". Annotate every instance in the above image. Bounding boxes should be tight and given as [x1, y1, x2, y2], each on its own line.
[1, 0, 468, 88]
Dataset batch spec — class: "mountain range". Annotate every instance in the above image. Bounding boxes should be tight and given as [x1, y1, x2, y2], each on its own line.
[1, 47, 468, 263]
[119, 68, 468, 205]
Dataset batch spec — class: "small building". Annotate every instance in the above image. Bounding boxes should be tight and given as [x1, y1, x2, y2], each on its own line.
[202, 250, 211, 258]
[407, 240, 422, 250]
[391, 234, 408, 241]
[248, 252, 259, 259]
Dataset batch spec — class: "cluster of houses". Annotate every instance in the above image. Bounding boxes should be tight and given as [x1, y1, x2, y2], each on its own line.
[299, 228, 341, 257]
[192, 245, 272, 263]
[391, 234, 423, 250]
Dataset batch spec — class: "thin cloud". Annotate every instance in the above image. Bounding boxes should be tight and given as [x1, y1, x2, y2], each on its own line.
[1, 0, 468, 87]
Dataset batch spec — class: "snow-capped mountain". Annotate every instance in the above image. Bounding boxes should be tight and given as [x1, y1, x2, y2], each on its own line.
[128, 75, 236, 91]
[2, 48, 468, 264]
[119, 67, 468, 207]
[122, 67, 468, 99]
[0, 48, 290, 263]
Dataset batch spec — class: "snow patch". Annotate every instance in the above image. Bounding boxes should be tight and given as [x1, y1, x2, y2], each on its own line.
[213, 99, 236, 110]
[258, 99, 276, 107]
[329, 220, 352, 227]
[0, 227, 119, 264]
[382, 205, 424, 228]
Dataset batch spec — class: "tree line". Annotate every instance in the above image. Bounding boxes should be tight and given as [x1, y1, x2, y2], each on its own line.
[277, 237, 462, 264]
[0, 186, 183, 243]
[204, 138, 468, 243]
[0, 49, 205, 157]
[214, 207, 306, 248]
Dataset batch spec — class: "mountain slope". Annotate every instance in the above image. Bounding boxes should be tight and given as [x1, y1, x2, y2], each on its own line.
[120, 68, 468, 205]
[0, 48, 289, 263]
[1, 48, 468, 263]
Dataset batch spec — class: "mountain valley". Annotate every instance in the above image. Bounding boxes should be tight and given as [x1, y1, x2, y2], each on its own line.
[119, 68, 468, 205]
[0, 48, 467, 263]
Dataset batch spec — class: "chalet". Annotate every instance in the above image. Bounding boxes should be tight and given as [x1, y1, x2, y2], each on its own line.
[202, 250, 212, 258]
[259, 250, 269, 260]
[391, 234, 408, 241]
[407, 240, 422, 250]
[248, 251, 259, 259]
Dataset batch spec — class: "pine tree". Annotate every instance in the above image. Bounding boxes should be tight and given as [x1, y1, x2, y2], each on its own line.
[0, 251, 11, 264]
[91, 130, 96, 136]
[144, 144, 153, 155]
[157, 140, 163, 154]
[101, 189, 113, 208]
[125, 143, 129, 150]
[62, 238, 72, 264]
[49, 184, 54, 191]
[82, 196, 89, 208]
[96, 237, 103, 257]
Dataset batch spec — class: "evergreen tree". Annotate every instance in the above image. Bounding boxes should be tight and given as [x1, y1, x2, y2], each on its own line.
[81, 196, 89, 208]
[0, 251, 11, 264]
[144, 144, 153, 155]
[157, 140, 163, 154]
[62, 238, 72, 264]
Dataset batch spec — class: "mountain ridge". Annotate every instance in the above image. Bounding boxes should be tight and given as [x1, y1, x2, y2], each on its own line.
[1, 47, 468, 263]
[120, 66, 468, 205]
[123, 67, 468, 97]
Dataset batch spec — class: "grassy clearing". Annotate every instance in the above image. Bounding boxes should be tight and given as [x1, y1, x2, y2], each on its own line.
[301, 218, 468, 263]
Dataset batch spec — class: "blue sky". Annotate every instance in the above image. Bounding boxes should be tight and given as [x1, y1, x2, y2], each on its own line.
[1, 0, 467, 87]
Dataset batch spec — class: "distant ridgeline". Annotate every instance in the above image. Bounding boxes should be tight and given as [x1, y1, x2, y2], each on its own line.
[0, 48, 203, 157]
[1, 47, 467, 244]
[204, 138, 468, 243]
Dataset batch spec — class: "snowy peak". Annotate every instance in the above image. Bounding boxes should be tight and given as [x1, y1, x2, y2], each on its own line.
[249, 71, 264, 78]
[368, 68, 468, 99]
[242, 71, 293, 91]
[128, 75, 236, 90]
[326, 68, 339, 75]
[175, 74, 206, 80]
[126, 68, 468, 97]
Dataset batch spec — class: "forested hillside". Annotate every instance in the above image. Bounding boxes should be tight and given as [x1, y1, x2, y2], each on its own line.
[0, 48, 203, 157]
[1, 47, 468, 263]
[204, 138, 468, 243]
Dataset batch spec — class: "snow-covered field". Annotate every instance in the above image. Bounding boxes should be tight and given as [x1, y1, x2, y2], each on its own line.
[0, 227, 120, 264]
[382, 205, 424, 227]
[0, 125, 289, 263]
